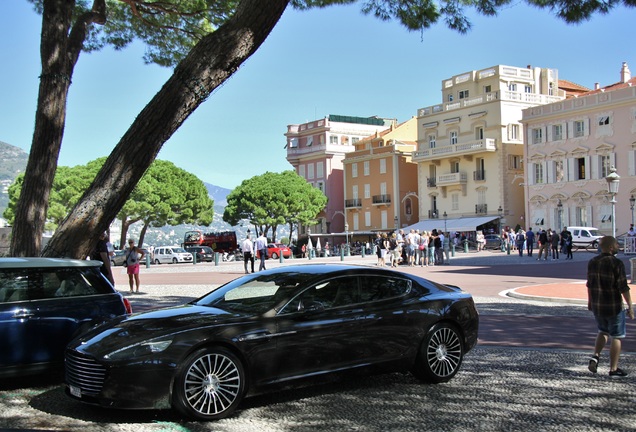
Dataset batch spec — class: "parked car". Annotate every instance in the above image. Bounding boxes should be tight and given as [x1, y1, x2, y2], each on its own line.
[568, 226, 603, 249]
[483, 234, 502, 250]
[65, 264, 479, 420]
[265, 243, 292, 259]
[153, 246, 193, 264]
[110, 250, 126, 266]
[185, 246, 215, 262]
[0, 258, 132, 378]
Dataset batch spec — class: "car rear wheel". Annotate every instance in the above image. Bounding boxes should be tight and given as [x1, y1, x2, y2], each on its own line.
[412, 322, 463, 383]
[173, 347, 246, 421]
[172, 257, 178, 264]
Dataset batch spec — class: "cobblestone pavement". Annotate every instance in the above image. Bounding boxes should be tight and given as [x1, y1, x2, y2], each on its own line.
[2, 251, 635, 431]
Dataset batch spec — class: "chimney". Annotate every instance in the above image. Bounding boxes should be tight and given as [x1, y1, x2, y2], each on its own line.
[594, 83, 600, 90]
[621, 62, 631, 83]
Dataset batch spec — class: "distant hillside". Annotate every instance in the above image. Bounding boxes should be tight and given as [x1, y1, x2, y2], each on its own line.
[0, 141, 28, 215]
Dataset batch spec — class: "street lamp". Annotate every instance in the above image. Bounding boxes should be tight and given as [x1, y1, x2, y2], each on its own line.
[443, 211, 447, 235]
[630, 195, 635, 226]
[556, 199, 563, 231]
[605, 166, 620, 238]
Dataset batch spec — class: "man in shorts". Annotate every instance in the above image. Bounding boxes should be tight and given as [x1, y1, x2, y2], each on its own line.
[586, 236, 634, 377]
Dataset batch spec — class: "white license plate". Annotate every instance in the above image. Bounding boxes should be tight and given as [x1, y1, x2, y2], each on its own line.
[69, 385, 82, 398]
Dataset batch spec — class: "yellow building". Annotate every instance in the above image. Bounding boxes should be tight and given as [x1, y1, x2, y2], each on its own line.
[342, 117, 419, 235]
[411, 65, 565, 234]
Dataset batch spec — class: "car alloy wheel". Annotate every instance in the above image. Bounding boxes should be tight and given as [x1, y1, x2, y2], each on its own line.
[412, 322, 463, 383]
[174, 347, 246, 420]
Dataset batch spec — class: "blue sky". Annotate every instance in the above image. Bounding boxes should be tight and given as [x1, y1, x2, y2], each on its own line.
[1, 2, 635, 190]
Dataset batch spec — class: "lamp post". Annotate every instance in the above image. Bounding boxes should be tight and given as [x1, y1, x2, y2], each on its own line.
[630, 195, 635, 226]
[605, 166, 620, 238]
[556, 199, 563, 231]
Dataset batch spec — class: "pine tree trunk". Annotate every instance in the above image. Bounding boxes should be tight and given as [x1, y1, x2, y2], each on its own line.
[43, 0, 290, 258]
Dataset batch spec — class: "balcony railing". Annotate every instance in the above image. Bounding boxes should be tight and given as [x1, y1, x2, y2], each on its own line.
[372, 194, 391, 205]
[474, 170, 486, 181]
[345, 198, 362, 208]
[475, 204, 488, 214]
[413, 138, 496, 162]
[428, 210, 440, 219]
[436, 172, 468, 186]
[427, 178, 437, 188]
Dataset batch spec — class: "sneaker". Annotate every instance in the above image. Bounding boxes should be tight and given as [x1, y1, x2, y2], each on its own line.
[588, 355, 599, 373]
[609, 368, 628, 377]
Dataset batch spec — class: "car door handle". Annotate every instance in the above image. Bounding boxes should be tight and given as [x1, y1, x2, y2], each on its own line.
[13, 310, 34, 319]
[237, 331, 273, 342]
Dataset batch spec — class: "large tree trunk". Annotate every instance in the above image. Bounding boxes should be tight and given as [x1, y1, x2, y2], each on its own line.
[44, 0, 290, 258]
[10, 0, 105, 256]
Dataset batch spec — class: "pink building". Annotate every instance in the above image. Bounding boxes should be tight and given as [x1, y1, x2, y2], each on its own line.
[285, 115, 394, 236]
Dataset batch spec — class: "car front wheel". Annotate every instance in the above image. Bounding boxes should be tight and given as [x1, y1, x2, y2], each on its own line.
[411, 322, 463, 383]
[154, 259, 161, 265]
[271, 252, 278, 259]
[173, 347, 246, 421]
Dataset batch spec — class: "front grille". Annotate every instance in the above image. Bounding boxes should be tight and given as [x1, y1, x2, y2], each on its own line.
[65, 350, 107, 396]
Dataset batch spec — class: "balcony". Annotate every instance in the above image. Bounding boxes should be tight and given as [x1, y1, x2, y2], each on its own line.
[372, 194, 391, 206]
[436, 172, 468, 187]
[474, 170, 486, 181]
[475, 204, 488, 214]
[428, 210, 440, 219]
[345, 198, 362, 208]
[427, 178, 437, 188]
[413, 139, 496, 162]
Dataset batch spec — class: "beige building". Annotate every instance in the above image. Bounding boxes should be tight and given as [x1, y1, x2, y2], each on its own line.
[342, 117, 419, 235]
[411, 65, 565, 234]
[522, 62, 636, 235]
[285, 115, 394, 238]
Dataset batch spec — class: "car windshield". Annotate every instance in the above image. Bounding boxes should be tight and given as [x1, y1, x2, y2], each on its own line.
[194, 272, 315, 314]
[588, 229, 600, 237]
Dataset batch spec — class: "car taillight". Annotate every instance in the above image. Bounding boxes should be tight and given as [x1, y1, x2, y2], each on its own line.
[123, 297, 133, 314]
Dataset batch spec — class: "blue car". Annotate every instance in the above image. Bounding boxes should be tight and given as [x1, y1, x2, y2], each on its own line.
[0, 258, 132, 378]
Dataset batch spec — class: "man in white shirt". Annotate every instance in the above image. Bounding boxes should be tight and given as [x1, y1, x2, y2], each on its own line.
[242, 234, 254, 274]
[255, 232, 268, 271]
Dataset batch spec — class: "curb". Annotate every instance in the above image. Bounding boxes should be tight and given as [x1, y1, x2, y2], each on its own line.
[503, 287, 587, 305]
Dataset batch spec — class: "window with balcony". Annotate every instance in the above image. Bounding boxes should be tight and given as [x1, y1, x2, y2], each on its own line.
[508, 83, 517, 92]
[428, 134, 436, 148]
[475, 127, 484, 140]
[450, 131, 458, 145]
[450, 161, 460, 174]
[448, 94, 454, 102]
[459, 90, 469, 99]
[352, 185, 358, 200]
[330, 135, 338, 145]
[484, 85, 492, 94]
[524, 85, 532, 93]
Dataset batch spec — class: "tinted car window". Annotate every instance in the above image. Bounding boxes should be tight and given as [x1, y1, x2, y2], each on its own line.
[0, 267, 111, 303]
[358, 276, 411, 302]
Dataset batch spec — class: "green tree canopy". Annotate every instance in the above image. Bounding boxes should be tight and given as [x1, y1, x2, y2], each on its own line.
[223, 170, 327, 242]
[5, 158, 213, 247]
[12, 0, 632, 258]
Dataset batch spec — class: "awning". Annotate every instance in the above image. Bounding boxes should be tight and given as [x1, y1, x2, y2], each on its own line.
[402, 216, 500, 233]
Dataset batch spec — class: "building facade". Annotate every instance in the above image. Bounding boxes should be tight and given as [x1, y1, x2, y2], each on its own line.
[522, 62, 636, 235]
[412, 65, 565, 234]
[342, 117, 419, 234]
[285, 115, 394, 236]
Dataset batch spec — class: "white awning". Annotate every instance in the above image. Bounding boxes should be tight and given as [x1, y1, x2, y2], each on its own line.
[403, 216, 500, 233]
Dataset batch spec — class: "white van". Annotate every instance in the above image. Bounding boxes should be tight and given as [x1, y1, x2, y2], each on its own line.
[153, 246, 193, 264]
[567, 226, 603, 249]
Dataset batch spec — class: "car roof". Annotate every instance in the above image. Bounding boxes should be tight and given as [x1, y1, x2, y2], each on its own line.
[0, 257, 102, 269]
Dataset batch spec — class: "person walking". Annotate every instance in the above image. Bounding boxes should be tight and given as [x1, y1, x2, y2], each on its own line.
[586, 236, 634, 377]
[91, 231, 115, 286]
[550, 229, 560, 260]
[255, 231, 268, 271]
[525, 227, 535, 257]
[561, 227, 573, 259]
[242, 234, 255, 274]
[537, 229, 549, 261]
[515, 229, 525, 256]
[124, 239, 145, 294]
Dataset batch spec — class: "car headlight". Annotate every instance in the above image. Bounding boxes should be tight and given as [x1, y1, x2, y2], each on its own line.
[105, 338, 173, 360]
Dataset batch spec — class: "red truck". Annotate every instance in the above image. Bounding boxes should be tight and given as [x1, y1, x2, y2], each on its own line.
[183, 230, 238, 255]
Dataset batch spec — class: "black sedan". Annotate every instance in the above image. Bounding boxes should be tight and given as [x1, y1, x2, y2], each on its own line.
[0, 258, 132, 378]
[65, 264, 479, 420]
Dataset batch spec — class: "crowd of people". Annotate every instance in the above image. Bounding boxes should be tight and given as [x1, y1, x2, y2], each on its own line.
[500, 226, 574, 260]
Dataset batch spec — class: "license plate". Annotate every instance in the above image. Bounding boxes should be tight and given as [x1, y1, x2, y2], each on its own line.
[69, 385, 82, 398]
